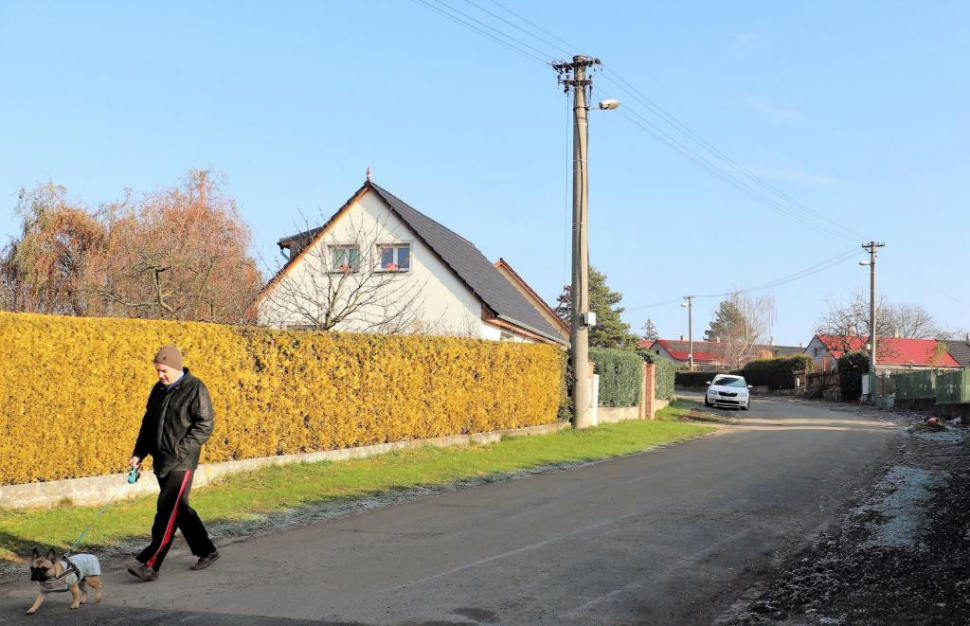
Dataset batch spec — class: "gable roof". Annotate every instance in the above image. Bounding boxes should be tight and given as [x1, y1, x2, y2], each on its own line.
[644, 339, 723, 364]
[258, 181, 566, 345]
[641, 339, 804, 363]
[255, 184, 371, 307]
[493, 258, 570, 340]
[366, 182, 566, 344]
[815, 334, 960, 367]
[945, 340, 970, 368]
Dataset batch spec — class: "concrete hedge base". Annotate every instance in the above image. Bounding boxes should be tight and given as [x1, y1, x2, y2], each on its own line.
[0, 422, 568, 510]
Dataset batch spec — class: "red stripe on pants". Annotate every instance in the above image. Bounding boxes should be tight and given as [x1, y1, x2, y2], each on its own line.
[147, 470, 192, 569]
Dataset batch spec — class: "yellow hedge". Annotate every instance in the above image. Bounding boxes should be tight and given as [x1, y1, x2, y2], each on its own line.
[0, 312, 564, 486]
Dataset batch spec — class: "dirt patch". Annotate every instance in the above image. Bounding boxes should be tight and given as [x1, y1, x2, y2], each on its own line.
[720, 406, 970, 626]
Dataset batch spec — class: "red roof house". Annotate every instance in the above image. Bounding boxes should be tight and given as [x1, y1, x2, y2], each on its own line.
[806, 334, 960, 371]
[641, 338, 803, 370]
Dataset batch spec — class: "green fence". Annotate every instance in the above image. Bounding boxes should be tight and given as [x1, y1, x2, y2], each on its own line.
[894, 370, 937, 399]
[936, 370, 970, 404]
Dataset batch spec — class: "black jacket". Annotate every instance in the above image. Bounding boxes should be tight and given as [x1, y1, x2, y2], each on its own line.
[133, 368, 214, 477]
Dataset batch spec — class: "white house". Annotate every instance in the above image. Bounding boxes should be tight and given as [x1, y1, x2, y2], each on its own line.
[255, 179, 566, 346]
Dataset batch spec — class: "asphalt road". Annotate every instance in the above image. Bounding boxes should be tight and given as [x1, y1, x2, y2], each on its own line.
[1, 397, 897, 626]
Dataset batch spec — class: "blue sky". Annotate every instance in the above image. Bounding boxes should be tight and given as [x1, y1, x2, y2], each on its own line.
[1, 1, 967, 345]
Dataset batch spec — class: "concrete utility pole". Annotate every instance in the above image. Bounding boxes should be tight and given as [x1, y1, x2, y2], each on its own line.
[554, 55, 601, 430]
[682, 296, 695, 371]
[860, 242, 885, 376]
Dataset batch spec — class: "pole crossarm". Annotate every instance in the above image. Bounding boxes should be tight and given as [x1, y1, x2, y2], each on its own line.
[553, 56, 601, 92]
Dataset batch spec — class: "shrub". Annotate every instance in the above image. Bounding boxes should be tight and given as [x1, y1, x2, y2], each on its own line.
[838, 352, 870, 401]
[590, 347, 643, 407]
[639, 350, 676, 400]
[652, 358, 676, 401]
[558, 357, 574, 422]
[0, 312, 564, 486]
[741, 354, 814, 390]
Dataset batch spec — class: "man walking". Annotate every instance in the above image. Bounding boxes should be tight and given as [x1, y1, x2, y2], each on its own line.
[127, 345, 220, 581]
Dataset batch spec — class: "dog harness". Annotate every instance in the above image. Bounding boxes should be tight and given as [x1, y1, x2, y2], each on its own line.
[38, 558, 79, 593]
[39, 555, 100, 592]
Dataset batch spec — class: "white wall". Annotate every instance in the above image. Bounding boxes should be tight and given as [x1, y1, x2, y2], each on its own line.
[481, 323, 535, 343]
[805, 336, 832, 371]
[259, 190, 495, 338]
[652, 343, 680, 364]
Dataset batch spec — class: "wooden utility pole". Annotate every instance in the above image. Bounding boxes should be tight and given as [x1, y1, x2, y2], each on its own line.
[554, 55, 600, 429]
[861, 242, 885, 376]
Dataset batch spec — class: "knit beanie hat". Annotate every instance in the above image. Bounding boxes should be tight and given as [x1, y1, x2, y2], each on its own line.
[154, 345, 183, 370]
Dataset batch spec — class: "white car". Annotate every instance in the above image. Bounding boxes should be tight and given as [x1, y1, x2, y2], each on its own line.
[705, 374, 752, 410]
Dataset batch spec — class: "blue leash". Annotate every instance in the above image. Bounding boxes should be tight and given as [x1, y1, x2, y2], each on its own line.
[65, 467, 140, 556]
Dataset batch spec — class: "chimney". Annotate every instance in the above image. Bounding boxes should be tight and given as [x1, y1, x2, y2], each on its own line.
[769, 337, 774, 346]
[966, 331, 970, 342]
[894, 328, 900, 339]
[798, 342, 804, 348]
[680, 334, 685, 341]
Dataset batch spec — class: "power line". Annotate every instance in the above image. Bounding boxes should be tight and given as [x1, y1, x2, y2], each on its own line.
[626, 247, 861, 312]
[411, 0, 550, 66]
[429, 1, 865, 244]
[461, 0, 575, 58]
[426, 0, 554, 61]
[428, 1, 862, 243]
[598, 68, 866, 242]
[485, 0, 585, 56]
[409, 2, 894, 302]
[608, 100, 859, 244]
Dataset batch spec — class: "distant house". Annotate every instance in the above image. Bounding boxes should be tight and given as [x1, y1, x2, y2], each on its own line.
[805, 334, 960, 372]
[255, 180, 567, 346]
[943, 338, 970, 368]
[641, 338, 803, 371]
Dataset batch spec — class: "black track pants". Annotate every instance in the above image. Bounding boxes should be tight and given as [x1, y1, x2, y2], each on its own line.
[137, 470, 215, 571]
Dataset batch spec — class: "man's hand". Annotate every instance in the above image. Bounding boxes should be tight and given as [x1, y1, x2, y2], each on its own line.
[128, 456, 141, 469]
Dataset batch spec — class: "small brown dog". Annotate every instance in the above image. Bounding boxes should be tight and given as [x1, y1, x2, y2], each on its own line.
[27, 548, 103, 614]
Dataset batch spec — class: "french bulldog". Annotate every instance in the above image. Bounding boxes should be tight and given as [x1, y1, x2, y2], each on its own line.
[27, 548, 103, 614]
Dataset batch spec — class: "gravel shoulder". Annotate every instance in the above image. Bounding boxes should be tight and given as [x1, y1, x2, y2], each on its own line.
[717, 399, 970, 626]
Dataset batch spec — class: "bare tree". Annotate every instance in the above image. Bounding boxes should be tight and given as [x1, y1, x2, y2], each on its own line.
[1, 172, 262, 324]
[892, 303, 942, 339]
[0, 183, 106, 316]
[815, 290, 944, 345]
[93, 170, 263, 324]
[711, 292, 776, 370]
[258, 212, 429, 334]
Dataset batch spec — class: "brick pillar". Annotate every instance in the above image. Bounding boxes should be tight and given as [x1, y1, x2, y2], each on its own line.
[641, 362, 656, 420]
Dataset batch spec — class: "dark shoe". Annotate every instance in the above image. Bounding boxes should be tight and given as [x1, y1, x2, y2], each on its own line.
[127, 563, 158, 581]
[190, 550, 220, 570]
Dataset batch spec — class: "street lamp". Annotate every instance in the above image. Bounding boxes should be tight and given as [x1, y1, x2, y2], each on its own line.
[681, 297, 695, 371]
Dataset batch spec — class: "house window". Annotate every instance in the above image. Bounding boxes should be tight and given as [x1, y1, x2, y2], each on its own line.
[378, 244, 411, 272]
[500, 331, 516, 342]
[331, 246, 360, 272]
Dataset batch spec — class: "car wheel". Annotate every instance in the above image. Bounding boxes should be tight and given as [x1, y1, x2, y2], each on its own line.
[742, 402, 750, 411]
[704, 398, 712, 407]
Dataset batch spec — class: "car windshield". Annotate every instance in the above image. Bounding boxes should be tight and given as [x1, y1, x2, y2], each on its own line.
[713, 376, 746, 388]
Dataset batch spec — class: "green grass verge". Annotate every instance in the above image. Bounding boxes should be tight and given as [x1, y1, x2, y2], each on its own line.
[0, 413, 714, 566]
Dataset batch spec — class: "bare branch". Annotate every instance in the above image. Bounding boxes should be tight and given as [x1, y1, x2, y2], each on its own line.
[258, 211, 428, 334]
